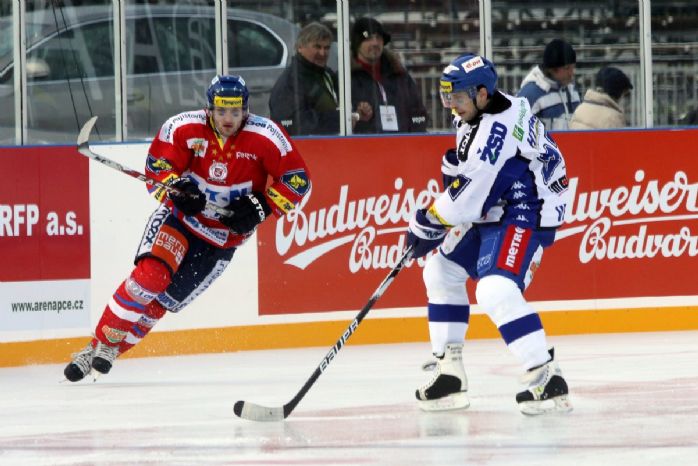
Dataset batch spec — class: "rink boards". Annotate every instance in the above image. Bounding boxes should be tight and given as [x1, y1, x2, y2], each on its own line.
[1, 128, 698, 366]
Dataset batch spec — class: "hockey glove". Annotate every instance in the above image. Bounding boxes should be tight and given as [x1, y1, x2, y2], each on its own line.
[221, 192, 272, 236]
[167, 177, 206, 217]
[441, 148, 459, 189]
[405, 208, 447, 259]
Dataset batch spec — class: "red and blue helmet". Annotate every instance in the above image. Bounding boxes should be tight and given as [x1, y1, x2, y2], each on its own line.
[206, 75, 249, 110]
[440, 54, 498, 104]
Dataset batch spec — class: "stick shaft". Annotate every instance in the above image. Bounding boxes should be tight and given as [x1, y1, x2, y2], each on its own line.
[76, 116, 232, 217]
[284, 249, 411, 416]
[234, 245, 413, 421]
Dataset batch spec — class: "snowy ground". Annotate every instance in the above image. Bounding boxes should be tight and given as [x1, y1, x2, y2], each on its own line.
[1, 331, 697, 465]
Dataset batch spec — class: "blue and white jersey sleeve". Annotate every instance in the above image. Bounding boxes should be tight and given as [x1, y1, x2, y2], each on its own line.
[430, 94, 570, 229]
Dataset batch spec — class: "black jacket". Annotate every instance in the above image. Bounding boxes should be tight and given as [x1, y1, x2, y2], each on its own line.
[269, 54, 340, 136]
[351, 50, 428, 133]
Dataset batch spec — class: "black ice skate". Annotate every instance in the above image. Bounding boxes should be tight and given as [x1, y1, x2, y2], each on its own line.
[416, 343, 470, 411]
[63, 340, 96, 382]
[516, 348, 573, 415]
[91, 341, 120, 376]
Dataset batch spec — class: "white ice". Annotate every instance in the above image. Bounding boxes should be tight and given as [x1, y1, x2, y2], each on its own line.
[1, 331, 697, 465]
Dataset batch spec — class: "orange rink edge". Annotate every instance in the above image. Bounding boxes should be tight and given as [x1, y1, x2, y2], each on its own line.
[1, 306, 698, 368]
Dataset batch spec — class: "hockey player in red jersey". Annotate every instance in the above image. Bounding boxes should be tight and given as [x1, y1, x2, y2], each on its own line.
[64, 75, 311, 382]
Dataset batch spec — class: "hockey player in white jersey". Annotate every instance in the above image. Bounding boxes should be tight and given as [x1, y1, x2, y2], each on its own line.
[405, 54, 572, 415]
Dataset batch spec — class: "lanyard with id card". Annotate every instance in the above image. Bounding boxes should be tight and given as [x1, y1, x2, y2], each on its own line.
[377, 82, 398, 131]
[379, 105, 398, 131]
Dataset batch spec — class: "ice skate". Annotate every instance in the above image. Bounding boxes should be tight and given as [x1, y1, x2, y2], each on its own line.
[63, 340, 96, 382]
[416, 343, 470, 411]
[516, 349, 573, 415]
[91, 341, 120, 376]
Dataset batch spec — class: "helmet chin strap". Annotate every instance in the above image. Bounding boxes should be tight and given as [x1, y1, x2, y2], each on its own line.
[463, 95, 486, 124]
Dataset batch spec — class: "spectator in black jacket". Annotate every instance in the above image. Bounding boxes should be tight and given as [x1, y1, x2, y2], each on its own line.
[350, 17, 428, 133]
[269, 22, 340, 136]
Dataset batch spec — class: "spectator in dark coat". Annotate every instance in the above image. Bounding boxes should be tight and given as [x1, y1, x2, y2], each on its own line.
[269, 22, 340, 136]
[350, 17, 428, 133]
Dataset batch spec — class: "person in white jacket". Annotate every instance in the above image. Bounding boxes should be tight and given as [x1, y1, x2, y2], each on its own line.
[517, 39, 581, 130]
[569, 66, 633, 130]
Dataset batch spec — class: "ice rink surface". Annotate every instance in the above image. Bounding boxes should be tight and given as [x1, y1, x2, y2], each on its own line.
[1, 330, 697, 466]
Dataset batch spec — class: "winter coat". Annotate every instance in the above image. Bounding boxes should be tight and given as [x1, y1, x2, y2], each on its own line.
[517, 65, 580, 130]
[569, 89, 627, 130]
[351, 50, 428, 133]
[269, 54, 340, 136]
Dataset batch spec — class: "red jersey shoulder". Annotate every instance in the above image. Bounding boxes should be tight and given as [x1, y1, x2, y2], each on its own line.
[152, 110, 218, 158]
[241, 114, 295, 157]
[156, 110, 208, 143]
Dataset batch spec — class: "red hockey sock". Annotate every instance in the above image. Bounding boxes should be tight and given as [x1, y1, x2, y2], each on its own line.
[118, 301, 167, 354]
[95, 258, 171, 348]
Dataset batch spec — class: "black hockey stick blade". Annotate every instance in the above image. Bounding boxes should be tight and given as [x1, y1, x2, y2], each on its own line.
[233, 245, 414, 422]
[77, 116, 231, 217]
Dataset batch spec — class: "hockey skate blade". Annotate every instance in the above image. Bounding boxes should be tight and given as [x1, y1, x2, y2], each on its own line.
[418, 391, 470, 412]
[234, 400, 285, 422]
[518, 395, 573, 416]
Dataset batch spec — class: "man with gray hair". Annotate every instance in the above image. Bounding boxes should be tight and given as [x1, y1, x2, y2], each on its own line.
[269, 22, 340, 135]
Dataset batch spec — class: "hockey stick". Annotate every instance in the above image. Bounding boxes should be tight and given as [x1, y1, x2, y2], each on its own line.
[233, 244, 414, 422]
[76, 116, 232, 217]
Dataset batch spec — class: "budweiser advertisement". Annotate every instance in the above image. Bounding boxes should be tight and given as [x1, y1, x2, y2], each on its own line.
[257, 129, 698, 316]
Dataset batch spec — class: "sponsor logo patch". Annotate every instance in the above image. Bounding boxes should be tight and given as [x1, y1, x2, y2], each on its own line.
[281, 169, 310, 196]
[102, 325, 127, 344]
[152, 225, 188, 271]
[479, 121, 507, 164]
[146, 155, 173, 174]
[235, 151, 257, 160]
[208, 161, 228, 182]
[448, 175, 472, 201]
[213, 96, 243, 108]
[187, 138, 208, 158]
[125, 277, 158, 305]
[496, 225, 531, 274]
[463, 56, 485, 72]
[267, 187, 295, 213]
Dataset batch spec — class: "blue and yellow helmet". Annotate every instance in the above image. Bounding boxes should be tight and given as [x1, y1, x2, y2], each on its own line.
[440, 54, 498, 103]
[206, 75, 249, 110]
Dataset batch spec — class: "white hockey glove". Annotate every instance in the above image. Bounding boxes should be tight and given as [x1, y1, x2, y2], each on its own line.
[405, 208, 447, 259]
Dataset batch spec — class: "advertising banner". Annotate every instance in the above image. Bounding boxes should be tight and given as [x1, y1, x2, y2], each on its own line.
[0, 147, 91, 332]
[257, 130, 698, 315]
